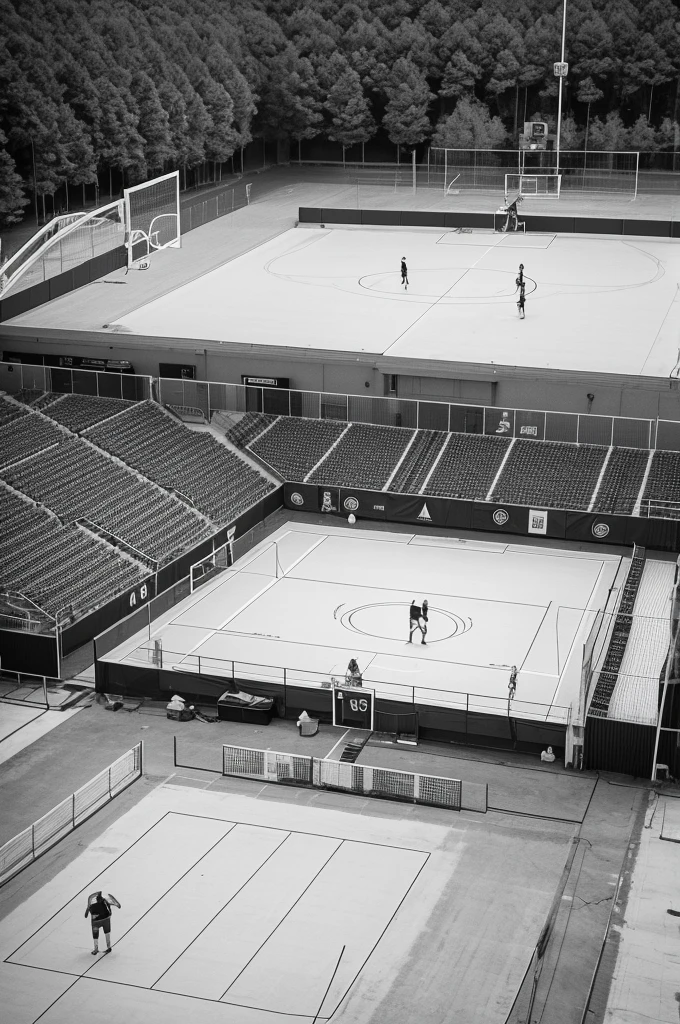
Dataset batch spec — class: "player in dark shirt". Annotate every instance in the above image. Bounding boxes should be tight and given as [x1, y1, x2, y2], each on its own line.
[517, 287, 525, 319]
[85, 891, 121, 955]
[400, 257, 409, 290]
[408, 599, 428, 644]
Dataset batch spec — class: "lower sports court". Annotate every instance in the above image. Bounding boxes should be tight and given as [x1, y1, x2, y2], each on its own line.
[0, 762, 582, 1024]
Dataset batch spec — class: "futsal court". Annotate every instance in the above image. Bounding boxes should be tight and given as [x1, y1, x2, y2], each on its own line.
[0, 767, 574, 1024]
[101, 523, 623, 723]
[111, 224, 680, 377]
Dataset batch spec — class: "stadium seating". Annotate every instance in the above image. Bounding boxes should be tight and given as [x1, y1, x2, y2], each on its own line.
[0, 395, 29, 426]
[641, 450, 680, 516]
[0, 485, 146, 620]
[250, 416, 347, 480]
[42, 394, 136, 433]
[490, 439, 608, 509]
[389, 429, 449, 493]
[593, 448, 650, 515]
[424, 433, 511, 499]
[0, 408, 65, 470]
[84, 400, 274, 523]
[3, 437, 215, 565]
[224, 412, 278, 448]
[308, 423, 414, 489]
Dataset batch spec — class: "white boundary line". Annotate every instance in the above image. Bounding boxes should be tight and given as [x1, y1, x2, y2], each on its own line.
[304, 422, 352, 482]
[383, 429, 418, 491]
[485, 437, 516, 502]
[587, 446, 613, 512]
[633, 449, 656, 517]
[419, 432, 450, 495]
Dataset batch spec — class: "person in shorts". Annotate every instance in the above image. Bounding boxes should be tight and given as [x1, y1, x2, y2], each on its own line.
[85, 891, 121, 955]
[408, 599, 428, 644]
[517, 287, 525, 319]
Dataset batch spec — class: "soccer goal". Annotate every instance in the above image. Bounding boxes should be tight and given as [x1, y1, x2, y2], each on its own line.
[189, 542, 230, 593]
[124, 171, 181, 269]
[504, 173, 561, 203]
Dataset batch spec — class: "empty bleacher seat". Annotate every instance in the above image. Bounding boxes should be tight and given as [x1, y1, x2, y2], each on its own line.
[84, 400, 275, 524]
[424, 433, 511, 500]
[491, 439, 607, 509]
[250, 416, 346, 480]
[309, 423, 414, 489]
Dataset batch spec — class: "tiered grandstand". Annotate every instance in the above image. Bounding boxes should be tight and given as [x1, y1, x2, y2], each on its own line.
[423, 433, 510, 500]
[37, 393, 136, 433]
[85, 400, 275, 522]
[489, 439, 609, 508]
[0, 485, 146, 622]
[0, 393, 277, 637]
[3, 437, 215, 566]
[225, 412, 678, 515]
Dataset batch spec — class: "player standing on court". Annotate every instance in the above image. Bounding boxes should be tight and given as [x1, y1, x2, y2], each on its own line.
[85, 891, 121, 955]
[401, 257, 409, 290]
[408, 599, 428, 644]
[517, 283, 526, 319]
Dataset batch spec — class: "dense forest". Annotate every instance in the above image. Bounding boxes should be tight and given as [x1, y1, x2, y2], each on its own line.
[1, 0, 680, 226]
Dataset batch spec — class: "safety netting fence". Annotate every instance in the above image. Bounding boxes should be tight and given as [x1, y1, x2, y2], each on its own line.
[221, 744, 487, 812]
[0, 741, 143, 886]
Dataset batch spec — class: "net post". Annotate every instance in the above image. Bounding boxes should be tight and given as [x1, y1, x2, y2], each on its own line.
[634, 152, 639, 200]
[444, 149, 447, 195]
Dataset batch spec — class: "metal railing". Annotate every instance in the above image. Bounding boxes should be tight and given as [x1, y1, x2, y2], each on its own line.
[128, 638, 570, 724]
[157, 376, 659, 452]
[1, 363, 677, 453]
[0, 742, 143, 886]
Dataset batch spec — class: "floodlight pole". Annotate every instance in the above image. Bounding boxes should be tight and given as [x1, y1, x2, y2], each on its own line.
[555, 0, 568, 178]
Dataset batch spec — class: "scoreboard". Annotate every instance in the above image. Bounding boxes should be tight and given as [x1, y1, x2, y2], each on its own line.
[332, 685, 374, 731]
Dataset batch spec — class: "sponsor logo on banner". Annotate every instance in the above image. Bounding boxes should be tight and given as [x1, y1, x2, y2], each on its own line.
[528, 509, 548, 535]
[373, 504, 385, 511]
[493, 508, 510, 526]
[520, 425, 538, 436]
[592, 522, 610, 539]
[320, 490, 337, 513]
[417, 503, 432, 521]
[344, 496, 359, 512]
[290, 492, 304, 506]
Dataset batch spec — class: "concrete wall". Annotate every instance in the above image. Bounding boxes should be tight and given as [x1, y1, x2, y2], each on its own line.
[3, 330, 680, 421]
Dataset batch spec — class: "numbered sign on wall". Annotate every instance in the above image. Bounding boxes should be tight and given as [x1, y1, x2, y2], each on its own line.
[332, 685, 374, 731]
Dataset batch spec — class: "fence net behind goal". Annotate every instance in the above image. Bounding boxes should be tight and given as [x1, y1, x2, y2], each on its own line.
[430, 148, 639, 198]
[125, 171, 180, 267]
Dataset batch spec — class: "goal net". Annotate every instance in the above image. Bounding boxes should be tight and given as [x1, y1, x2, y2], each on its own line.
[124, 171, 180, 268]
[430, 148, 639, 199]
[505, 173, 561, 202]
[189, 541, 230, 593]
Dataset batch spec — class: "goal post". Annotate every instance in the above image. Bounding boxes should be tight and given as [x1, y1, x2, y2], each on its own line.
[124, 171, 180, 269]
[189, 541, 230, 593]
[429, 148, 639, 199]
[504, 173, 562, 202]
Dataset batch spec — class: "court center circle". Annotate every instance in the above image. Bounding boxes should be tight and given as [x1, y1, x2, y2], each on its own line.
[340, 602, 471, 643]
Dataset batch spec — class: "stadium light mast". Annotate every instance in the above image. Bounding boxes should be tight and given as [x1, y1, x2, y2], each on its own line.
[555, 0, 568, 178]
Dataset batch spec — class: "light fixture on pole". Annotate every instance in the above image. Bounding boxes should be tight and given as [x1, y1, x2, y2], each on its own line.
[554, 0, 568, 179]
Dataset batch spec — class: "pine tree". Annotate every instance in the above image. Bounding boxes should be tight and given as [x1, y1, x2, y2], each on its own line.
[0, 129, 28, 228]
[383, 57, 433, 158]
[432, 97, 507, 150]
[325, 62, 376, 166]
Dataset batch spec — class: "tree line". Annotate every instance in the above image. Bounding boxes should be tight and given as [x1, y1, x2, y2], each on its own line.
[1, 0, 680, 227]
